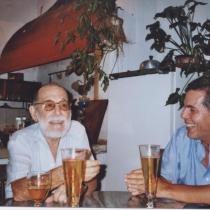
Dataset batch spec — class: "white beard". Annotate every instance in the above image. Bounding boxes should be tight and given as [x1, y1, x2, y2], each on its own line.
[38, 115, 71, 139]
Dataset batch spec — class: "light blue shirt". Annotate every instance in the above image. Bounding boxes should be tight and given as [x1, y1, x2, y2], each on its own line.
[161, 126, 210, 185]
[6, 120, 91, 198]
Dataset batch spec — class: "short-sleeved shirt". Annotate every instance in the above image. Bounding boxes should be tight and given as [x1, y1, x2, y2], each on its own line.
[161, 126, 210, 185]
[6, 120, 91, 198]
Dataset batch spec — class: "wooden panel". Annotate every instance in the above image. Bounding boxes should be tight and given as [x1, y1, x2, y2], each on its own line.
[83, 100, 108, 146]
[0, 0, 87, 73]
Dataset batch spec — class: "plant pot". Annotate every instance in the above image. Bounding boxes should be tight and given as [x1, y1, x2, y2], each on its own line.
[205, 40, 210, 55]
[175, 55, 200, 68]
[78, 95, 90, 109]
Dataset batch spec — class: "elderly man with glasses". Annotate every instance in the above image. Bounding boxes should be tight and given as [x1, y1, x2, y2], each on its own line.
[6, 83, 100, 203]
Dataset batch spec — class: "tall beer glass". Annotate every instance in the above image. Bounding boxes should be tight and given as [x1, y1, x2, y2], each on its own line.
[61, 148, 89, 207]
[139, 144, 160, 208]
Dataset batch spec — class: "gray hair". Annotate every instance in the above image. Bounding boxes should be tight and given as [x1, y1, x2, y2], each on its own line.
[32, 83, 73, 104]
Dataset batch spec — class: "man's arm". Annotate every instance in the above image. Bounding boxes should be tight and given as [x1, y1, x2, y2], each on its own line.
[12, 160, 100, 202]
[125, 169, 210, 205]
[157, 177, 210, 204]
[11, 177, 30, 201]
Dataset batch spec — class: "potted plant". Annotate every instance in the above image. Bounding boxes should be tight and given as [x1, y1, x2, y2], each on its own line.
[145, 0, 210, 107]
[55, 0, 127, 97]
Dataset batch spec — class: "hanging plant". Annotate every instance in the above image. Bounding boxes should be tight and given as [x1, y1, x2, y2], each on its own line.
[55, 0, 127, 96]
[145, 0, 210, 108]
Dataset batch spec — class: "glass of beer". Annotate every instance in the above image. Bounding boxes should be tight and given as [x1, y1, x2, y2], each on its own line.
[139, 144, 160, 208]
[27, 170, 51, 207]
[61, 148, 89, 207]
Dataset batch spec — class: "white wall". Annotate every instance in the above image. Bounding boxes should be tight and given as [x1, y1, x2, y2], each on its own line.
[104, 74, 173, 191]
[0, 0, 39, 53]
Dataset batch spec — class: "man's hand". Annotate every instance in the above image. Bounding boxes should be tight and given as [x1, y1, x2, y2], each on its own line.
[45, 184, 67, 204]
[85, 160, 100, 182]
[45, 160, 100, 204]
[125, 169, 144, 196]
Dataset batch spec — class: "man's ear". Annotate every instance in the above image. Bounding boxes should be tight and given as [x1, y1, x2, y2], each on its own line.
[29, 105, 38, 122]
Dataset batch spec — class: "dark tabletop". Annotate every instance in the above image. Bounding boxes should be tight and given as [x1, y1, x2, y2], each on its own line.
[3, 191, 191, 208]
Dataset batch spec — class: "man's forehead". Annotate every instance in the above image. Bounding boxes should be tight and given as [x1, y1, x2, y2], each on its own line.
[185, 90, 206, 106]
[37, 85, 68, 101]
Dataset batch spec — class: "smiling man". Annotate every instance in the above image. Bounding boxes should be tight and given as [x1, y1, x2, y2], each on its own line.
[125, 76, 210, 204]
[6, 83, 100, 203]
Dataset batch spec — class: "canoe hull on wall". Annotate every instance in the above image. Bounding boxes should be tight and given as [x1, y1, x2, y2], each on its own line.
[0, 0, 87, 73]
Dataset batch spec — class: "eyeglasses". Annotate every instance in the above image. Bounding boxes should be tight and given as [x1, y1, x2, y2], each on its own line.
[33, 100, 70, 111]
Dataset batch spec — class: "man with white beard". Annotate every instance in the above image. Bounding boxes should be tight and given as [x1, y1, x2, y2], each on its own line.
[6, 83, 100, 203]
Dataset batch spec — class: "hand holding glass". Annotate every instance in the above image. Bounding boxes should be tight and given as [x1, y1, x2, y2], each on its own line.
[61, 148, 89, 207]
[27, 171, 51, 207]
[139, 144, 160, 208]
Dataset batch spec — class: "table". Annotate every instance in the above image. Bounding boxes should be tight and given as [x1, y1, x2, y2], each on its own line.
[3, 191, 188, 208]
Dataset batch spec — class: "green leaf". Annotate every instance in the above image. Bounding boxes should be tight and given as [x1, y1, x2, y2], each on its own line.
[178, 93, 186, 109]
[87, 56, 95, 74]
[88, 0, 98, 12]
[165, 88, 181, 106]
[66, 32, 76, 44]
[201, 19, 210, 32]
[60, 42, 66, 52]
[54, 32, 61, 45]
[154, 6, 185, 20]
[77, 14, 91, 38]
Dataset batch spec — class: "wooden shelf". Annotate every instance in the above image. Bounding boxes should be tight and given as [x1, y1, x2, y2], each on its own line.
[0, 102, 27, 110]
[0, 79, 41, 102]
[109, 69, 170, 80]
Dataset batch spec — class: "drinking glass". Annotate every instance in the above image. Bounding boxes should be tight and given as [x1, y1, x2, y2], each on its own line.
[61, 148, 89, 207]
[27, 171, 51, 207]
[139, 144, 160, 208]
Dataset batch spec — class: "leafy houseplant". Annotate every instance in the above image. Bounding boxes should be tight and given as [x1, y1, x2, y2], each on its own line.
[55, 0, 127, 96]
[145, 0, 210, 107]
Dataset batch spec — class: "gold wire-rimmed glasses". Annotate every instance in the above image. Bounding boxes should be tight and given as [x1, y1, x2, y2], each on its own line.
[33, 99, 70, 111]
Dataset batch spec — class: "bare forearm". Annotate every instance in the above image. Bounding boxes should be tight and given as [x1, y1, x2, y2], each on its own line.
[11, 177, 30, 201]
[51, 166, 64, 189]
[157, 177, 210, 204]
[11, 166, 64, 201]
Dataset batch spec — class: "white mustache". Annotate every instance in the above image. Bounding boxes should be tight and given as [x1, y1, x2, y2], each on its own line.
[47, 115, 66, 122]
